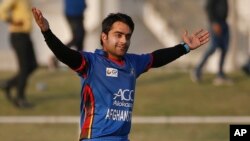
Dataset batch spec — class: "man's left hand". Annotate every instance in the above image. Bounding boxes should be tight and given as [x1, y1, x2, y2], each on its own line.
[182, 29, 210, 50]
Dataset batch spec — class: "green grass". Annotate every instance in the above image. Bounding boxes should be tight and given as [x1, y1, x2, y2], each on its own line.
[135, 70, 250, 116]
[0, 68, 80, 115]
[0, 124, 229, 141]
[0, 124, 79, 141]
[0, 67, 250, 141]
[1, 68, 250, 116]
[130, 124, 229, 141]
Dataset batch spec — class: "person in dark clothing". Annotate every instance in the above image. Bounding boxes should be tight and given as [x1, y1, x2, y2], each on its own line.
[48, 0, 86, 70]
[0, 0, 37, 108]
[192, 0, 232, 85]
[242, 35, 250, 75]
[242, 59, 250, 75]
[64, 0, 86, 51]
[32, 7, 209, 141]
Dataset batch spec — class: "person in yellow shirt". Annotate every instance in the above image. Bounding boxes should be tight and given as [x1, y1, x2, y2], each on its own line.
[0, 0, 37, 108]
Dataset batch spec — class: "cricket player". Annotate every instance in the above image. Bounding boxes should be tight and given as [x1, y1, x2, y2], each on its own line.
[32, 7, 209, 141]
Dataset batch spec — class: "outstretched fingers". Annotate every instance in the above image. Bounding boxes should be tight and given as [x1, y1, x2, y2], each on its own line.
[194, 29, 210, 45]
[32, 8, 39, 20]
[194, 29, 204, 36]
[31, 7, 49, 31]
[32, 8, 42, 23]
[198, 31, 210, 45]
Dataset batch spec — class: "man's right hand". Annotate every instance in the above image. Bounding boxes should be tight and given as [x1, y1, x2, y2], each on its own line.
[32, 7, 49, 32]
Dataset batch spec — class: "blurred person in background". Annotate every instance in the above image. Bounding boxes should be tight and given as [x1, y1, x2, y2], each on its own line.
[32, 7, 209, 141]
[238, 0, 250, 75]
[64, 0, 86, 51]
[48, 0, 86, 70]
[0, 0, 37, 108]
[242, 49, 250, 75]
[242, 39, 250, 75]
[192, 0, 232, 85]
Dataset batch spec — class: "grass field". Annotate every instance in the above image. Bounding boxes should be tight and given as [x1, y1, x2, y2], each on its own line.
[0, 124, 229, 141]
[0, 67, 250, 141]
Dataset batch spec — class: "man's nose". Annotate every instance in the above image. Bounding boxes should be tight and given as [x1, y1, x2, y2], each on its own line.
[120, 35, 127, 44]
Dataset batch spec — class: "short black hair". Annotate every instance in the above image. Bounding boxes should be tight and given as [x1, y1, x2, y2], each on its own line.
[100, 13, 134, 45]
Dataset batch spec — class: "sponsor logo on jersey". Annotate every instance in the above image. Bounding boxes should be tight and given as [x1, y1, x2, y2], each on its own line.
[113, 89, 134, 108]
[113, 89, 134, 102]
[105, 89, 134, 122]
[106, 68, 118, 77]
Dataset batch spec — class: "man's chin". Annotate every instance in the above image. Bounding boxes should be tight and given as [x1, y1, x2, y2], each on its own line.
[117, 50, 127, 56]
[119, 51, 127, 56]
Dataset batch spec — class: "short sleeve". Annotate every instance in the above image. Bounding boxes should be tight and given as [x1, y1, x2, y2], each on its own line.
[127, 53, 153, 78]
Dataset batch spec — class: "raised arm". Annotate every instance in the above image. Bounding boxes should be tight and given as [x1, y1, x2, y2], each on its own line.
[151, 29, 209, 68]
[31, 7, 83, 70]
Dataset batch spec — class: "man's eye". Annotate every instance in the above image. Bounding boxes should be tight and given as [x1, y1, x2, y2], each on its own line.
[116, 34, 122, 38]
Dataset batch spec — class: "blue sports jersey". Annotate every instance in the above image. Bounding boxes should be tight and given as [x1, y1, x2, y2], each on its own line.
[76, 49, 152, 141]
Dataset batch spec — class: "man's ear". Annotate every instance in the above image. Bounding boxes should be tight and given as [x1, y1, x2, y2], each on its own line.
[101, 32, 107, 41]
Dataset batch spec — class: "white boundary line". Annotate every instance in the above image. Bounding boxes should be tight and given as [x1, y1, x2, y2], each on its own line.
[1, 116, 250, 124]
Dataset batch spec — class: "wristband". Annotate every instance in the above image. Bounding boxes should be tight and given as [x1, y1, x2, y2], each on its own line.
[181, 41, 190, 53]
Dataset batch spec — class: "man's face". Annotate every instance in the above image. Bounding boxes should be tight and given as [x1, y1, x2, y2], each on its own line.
[102, 21, 132, 60]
